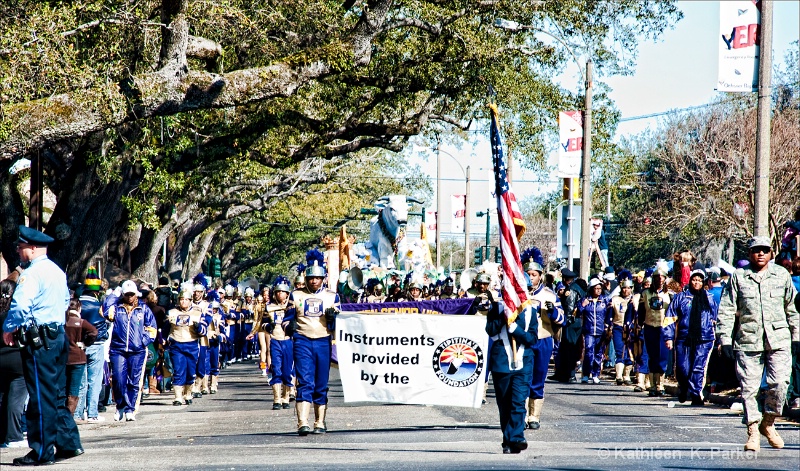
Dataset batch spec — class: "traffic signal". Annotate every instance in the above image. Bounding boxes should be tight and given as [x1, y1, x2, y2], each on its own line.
[210, 257, 222, 278]
[474, 247, 483, 265]
[494, 246, 502, 263]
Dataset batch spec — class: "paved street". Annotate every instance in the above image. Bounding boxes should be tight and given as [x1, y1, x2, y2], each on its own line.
[3, 361, 799, 470]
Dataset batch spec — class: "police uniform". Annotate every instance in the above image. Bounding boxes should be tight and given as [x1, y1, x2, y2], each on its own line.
[264, 290, 294, 409]
[2, 226, 81, 465]
[168, 298, 206, 405]
[486, 301, 539, 454]
[104, 281, 157, 421]
[639, 283, 671, 395]
[526, 282, 564, 429]
[610, 285, 636, 385]
[285, 262, 340, 436]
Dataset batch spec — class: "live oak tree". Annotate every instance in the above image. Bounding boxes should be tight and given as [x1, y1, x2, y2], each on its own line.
[0, 0, 681, 281]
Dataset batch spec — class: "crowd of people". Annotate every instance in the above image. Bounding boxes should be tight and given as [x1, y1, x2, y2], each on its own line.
[1, 224, 799, 463]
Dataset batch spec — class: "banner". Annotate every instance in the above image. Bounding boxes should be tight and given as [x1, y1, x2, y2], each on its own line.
[425, 210, 437, 231]
[336, 313, 488, 408]
[718, 0, 760, 92]
[340, 298, 474, 315]
[450, 194, 466, 233]
[557, 111, 582, 178]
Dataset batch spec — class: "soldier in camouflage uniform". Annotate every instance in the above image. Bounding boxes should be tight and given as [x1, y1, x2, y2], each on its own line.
[717, 237, 799, 452]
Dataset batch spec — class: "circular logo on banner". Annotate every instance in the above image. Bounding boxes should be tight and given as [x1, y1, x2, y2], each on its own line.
[432, 337, 484, 387]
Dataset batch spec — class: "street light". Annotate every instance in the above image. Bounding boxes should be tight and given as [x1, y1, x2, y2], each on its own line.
[435, 145, 471, 269]
[603, 172, 645, 220]
[494, 17, 592, 278]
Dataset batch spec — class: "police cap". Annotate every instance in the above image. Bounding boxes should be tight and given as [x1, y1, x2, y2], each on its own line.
[16, 225, 54, 246]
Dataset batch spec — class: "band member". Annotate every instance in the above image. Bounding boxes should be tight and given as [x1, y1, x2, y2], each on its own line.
[284, 251, 340, 436]
[611, 280, 636, 385]
[525, 260, 564, 430]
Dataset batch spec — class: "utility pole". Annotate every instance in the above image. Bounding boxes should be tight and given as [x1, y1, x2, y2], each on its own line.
[464, 166, 471, 269]
[753, 1, 773, 238]
[436, 144, 442, 267]
[579, 59, 593, 279]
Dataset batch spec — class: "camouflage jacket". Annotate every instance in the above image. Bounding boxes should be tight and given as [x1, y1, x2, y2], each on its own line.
[716, 263, 799, 351]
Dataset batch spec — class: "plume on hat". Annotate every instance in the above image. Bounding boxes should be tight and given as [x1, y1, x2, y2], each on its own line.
[520, 247, 543, 266]
[617, 269, 632, 281]
[295, 263, 306, 275]
[193, 272, 209, 291]
[273, 275, 290, 287]
[306, 249, 325, 268]
[206, 290, 220, 303]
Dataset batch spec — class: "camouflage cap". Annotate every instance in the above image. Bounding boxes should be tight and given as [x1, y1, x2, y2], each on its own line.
[748, 236, 771, 250]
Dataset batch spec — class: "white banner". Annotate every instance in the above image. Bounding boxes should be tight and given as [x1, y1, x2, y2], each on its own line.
[557, 111, 582, 178]
[450, 194, 466, 233]
[718, 0, 760, 92]
[425, 210, 437, 231]
[336, 313, 488, 408]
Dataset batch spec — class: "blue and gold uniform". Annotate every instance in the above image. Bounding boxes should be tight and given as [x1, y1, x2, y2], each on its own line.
[168, 292, 206, 406]
[2, 227, 80, 465]
[263, 289, 294, 409]
[526, 282, 564, 429]
[284, 260, 340, 436]
[610, 281, 636, 385]
[639, 273, 671, 395]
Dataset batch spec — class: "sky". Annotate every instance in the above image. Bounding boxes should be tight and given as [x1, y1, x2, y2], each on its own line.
[404, 0, 800, 243]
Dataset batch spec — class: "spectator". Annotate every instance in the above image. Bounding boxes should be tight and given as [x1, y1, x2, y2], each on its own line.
[104, 280, 157, 422]
[64, 299, 97, 415]
[789, 257, 800, 410]
[75, 267, 109, 423]
[0, 277, 27, 448]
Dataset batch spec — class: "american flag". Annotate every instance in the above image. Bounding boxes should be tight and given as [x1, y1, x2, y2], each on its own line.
[489, 104, 530, 324]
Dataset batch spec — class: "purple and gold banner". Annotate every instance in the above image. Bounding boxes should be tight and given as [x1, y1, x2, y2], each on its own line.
[340, 298, 474, 315]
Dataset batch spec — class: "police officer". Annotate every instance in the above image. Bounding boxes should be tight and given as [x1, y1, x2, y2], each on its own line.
[2, 226, 82, 465]
[168, 290, 206, 406]
[284, 260, 340, 436]
[486, 298, 539, 454]
[639, 269, 671, 396]
[662, 269, 718, 405]
[610, 279, 636, 385]
[525, 261, 564, 430]
[717, 236, 799, 451]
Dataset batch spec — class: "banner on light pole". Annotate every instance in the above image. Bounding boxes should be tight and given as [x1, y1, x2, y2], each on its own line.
[717, 0, 760, 92]
[450, 194, 466, 233]
[557, 111, 582, 178]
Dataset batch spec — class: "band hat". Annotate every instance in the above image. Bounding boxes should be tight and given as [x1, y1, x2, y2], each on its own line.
[121, 280, 141, 297]
[178, 290, 193, 300]
[748, 236, 771, 250]
[16, 225, 54, 246]
[620, 279, 634, 288]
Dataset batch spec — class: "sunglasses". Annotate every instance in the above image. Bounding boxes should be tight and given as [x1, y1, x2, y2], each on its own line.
[749, 247, 770, 254]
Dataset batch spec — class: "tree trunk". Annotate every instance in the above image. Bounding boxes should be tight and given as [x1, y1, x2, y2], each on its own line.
[0, 160, 26, 270]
